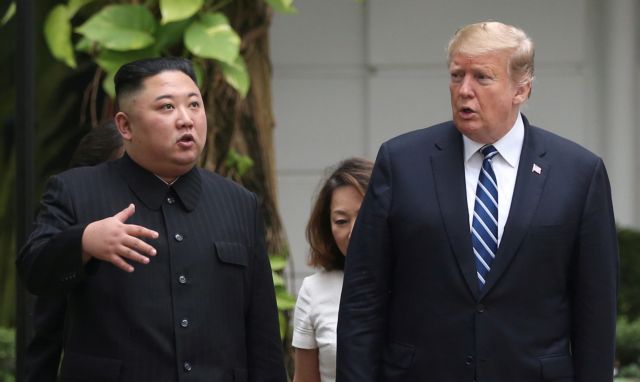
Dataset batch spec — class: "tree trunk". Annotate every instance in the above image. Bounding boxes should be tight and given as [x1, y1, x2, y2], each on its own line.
[201, 2, 293, 371]
[203, 1, 288, 258]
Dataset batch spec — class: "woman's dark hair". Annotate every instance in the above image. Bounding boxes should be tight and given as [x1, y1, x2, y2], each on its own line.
[69, 121, 123, 168]
[114, 57, 197, 108]
[306, 157, 373, 271]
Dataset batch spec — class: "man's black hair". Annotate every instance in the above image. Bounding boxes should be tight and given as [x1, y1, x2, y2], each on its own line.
[114, 57, 197, 107]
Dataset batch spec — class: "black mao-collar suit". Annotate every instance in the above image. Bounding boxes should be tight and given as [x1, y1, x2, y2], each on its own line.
[18, 154, 286, 381]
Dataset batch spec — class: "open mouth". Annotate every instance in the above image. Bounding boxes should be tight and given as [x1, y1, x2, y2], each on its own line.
[178, 134, 194, 143]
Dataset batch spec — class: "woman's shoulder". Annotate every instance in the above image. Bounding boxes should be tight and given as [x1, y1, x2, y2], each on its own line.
[303, 269, 343, 285]
[300, 269, 344, 297]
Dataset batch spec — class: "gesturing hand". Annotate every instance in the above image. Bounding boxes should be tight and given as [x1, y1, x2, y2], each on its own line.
[81, 204, 159, 272]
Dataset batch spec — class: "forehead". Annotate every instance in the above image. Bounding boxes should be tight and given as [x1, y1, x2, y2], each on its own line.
[330, 185, 362, 209]
[449, 51, 509, 71]
[139, 70, 200, 96]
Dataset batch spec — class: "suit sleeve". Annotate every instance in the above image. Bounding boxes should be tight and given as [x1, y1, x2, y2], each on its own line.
[16, 175, 88, 295]
[336, 143, 393, 381]
[246, 193, 287, 382]
[571, 158, 618, 381]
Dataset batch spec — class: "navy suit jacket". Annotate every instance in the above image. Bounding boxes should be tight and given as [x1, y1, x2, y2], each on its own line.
[336, 116, 618, 382]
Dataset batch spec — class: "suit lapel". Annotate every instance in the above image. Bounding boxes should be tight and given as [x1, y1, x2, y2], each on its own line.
[480, 118, 549, 297]
[431, 127, 479, 300]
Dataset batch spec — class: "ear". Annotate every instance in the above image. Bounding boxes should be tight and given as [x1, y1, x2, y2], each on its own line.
[115, 111, 133, 141]
[513, 81, 531, 105]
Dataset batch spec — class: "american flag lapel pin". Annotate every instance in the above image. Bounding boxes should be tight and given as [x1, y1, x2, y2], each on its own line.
[532, 163, 542, 175]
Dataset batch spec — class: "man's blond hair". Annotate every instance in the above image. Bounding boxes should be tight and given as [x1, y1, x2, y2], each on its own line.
[447, 21, 535, 89]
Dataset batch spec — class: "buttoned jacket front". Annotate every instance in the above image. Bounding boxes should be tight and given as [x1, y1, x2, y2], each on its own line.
[18, 154, 286, 382]
[336, 116, 618, 382]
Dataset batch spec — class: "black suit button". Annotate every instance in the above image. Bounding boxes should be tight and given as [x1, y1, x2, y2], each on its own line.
[180, 319, 189, 328]
[174, 233, 184, 242]
[476, 304, 485, 313]
[167, 197, 175, 204]
[178, 275, 187, 284]
[183, 361, 192, 372]
[465, 355, 474, 366]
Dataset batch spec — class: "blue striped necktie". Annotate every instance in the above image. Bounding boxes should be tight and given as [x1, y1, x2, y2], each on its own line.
[472, 145, 498, 289]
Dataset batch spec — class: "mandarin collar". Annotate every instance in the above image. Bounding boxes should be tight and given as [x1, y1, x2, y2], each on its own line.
[115, 154, 201, 211]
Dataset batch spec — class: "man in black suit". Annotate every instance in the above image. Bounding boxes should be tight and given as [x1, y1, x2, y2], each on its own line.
[336, 21, 618, 381]
[18, 57, 286, 381]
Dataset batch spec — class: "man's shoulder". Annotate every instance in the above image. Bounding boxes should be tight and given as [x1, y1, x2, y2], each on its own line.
[196, 168, 255, 200]
[527, 123, 601, 163]
[54, 161, 115, 182]
[383, 120, 457, 152]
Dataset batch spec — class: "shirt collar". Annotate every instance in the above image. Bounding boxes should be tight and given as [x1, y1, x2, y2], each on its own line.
[463, 113, 524, 167]
[116, 154, 201, 211]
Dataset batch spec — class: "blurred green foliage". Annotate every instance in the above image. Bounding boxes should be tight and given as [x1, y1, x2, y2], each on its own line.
[0, 327, 15, 382]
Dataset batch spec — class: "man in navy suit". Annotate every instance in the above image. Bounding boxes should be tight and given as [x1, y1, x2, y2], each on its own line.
[336, 21, 618, 381]
[18, 57, 286, 381]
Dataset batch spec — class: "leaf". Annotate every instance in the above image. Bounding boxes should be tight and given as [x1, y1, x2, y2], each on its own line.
[225, 148, 254, 177]
[75, 36, 93, 54]
[272, 271, 284, 287]
[75, 5, 157, 51]
[184, 12, 240, 64]
[154, 19, 191, 53]
[269, 255, 287, 272]
[67, 0, 97, 17]
[192, 60, 205, 89]
[43, 5, 76, 68]
[160, 0, 203, 24]
[265, 0, 297, 14]
[1, 1, 15, 26]
[275, 286, 296, 311]
[95, 47, 159, 74]
[96, 48, 159, 99]
[102, 70, 116, 99]
[219, 55, 250, 98]
[278, 311, 286, 339]
[235, 153, 254, 176]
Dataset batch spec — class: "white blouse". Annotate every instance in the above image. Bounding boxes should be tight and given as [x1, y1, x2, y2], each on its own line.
[292, 270, 344, 382]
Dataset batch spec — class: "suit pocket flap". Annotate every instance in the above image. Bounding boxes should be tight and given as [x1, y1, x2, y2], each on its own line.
[383, 341, 415, 369]
[540, 355, 574, 379]
[60, 351, 122, 382]
[215, 242, 248, 267]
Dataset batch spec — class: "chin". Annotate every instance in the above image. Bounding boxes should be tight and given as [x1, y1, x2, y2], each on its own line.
[454, 120, 476, 133]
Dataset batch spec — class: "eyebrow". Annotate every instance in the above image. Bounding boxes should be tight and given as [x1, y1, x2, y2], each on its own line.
[331, 209, 355, 215]
[154, 92, 200, 101]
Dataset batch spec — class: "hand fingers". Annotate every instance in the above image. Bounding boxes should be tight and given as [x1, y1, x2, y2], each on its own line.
[125, 224, 159, 241]
[110, 255, 135, 273]
[125, 236, 157, 257]
[104, 242, 153, 273]
[116, 244, 151, 265]
[114, 203, 136, 222]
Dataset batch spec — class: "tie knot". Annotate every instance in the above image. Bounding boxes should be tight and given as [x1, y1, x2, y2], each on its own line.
[481, 145, 498, 160]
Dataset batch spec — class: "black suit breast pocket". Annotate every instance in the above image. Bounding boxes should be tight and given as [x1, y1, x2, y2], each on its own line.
[213, 241, 249, 287]
[215, 241, 249, 268]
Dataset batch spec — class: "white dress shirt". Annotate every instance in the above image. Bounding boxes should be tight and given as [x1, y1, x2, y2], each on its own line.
[463, 113, 524, 245]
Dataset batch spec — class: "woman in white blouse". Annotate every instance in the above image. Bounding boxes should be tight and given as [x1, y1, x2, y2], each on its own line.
[292, 158, 373, 382]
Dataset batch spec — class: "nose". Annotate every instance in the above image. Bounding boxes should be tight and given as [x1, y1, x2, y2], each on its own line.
[458, 75, 474, 98]
[177, 107, 194, 129]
